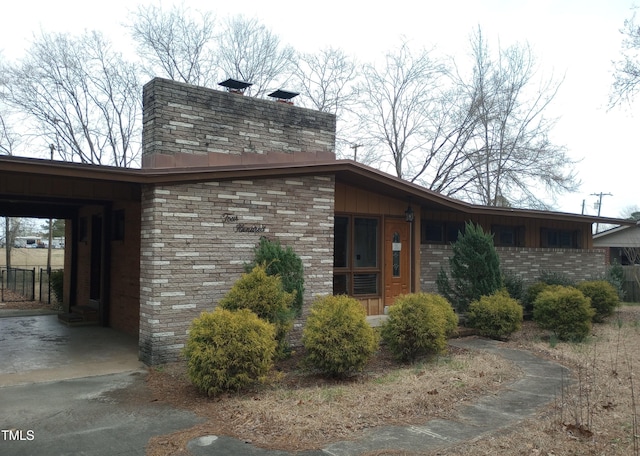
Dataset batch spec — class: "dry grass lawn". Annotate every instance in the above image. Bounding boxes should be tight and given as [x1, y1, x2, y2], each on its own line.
[0, 248, 65, 270]
[144, 305, 640, 456]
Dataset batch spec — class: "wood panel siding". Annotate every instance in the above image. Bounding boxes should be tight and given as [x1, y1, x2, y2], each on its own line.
[335, 182, 407, 216]
[358, 297, 384, 315]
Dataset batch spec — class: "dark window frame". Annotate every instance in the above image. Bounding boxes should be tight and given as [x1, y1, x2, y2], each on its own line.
[540, 228, 581, 249]
[421, 221, 465, 244]
[333, 214, 381, 298]
[492, 225, 525, 247]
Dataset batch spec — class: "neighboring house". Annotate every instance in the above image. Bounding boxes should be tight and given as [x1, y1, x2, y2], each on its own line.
[594, 223, 640, 265]
[0, 78, 635, 364]
[594, 223, 640, 302]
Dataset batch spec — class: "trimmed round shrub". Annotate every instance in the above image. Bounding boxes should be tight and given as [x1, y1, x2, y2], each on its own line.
[577, 280, 620, 323]
[523, 281, 550, 314]
[467, 291, 523, 340]
[184, 308, 276, 396]
[533, 285, 595, 342]
[246, 237, 305, 316]
[219, 264, 295, 357]
[302, 295, 379, 378]
[381, 293, 458, 363]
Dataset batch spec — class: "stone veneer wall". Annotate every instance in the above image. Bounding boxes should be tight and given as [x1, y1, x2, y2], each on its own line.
[142, 78, 336, 168]
[139, 175, 335, 364]
[420, 244, 607, 291]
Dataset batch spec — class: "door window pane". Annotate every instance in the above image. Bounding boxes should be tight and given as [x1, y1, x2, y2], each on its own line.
[392, 232, 401, 277]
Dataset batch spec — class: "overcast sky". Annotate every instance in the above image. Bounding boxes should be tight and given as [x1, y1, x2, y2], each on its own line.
[1, 0, 638, 218]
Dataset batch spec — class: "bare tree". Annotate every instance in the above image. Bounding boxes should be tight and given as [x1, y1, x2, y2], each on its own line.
[612, 9, 640, 106]
[356, 41, 448, 179]
[292, 47, 357, 113]
[129, 3, 218, 87]
[291, 47, 361, 160]
[0, 113, 16, 156]
[0, 108, 19, 269]
[3, 30, 141, 167]
[217, 15, 295, 97]
[452, 28, 578, 208]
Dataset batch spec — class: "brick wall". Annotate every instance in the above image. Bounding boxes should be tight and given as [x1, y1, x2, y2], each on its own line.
[420, 244, 607, 291]
[142, 78, 336, 169]
[139, 175, 335, 364]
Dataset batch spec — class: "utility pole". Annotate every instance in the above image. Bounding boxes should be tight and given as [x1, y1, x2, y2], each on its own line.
[350, 143, 362, 161]
[591, 192, 612, 234]
[47, 144, 55, 275]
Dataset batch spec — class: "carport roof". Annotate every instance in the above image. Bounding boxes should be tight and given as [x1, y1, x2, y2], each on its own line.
[0, 155, 634, 227]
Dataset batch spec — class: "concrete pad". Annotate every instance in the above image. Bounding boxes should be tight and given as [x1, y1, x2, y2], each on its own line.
[0, 314, 144, 387]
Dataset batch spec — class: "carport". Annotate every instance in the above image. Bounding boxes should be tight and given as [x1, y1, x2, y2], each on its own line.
[0, 156, 143, 344]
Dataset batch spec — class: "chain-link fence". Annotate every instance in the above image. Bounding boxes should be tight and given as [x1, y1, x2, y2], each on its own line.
[1, 267, 36, 302]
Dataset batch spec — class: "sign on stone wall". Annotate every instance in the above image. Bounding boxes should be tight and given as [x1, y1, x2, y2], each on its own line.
[222, 213, 267, 233]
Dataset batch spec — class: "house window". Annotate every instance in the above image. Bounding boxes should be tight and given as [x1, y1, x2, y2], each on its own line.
[541, 228, 580, 248]
[492, 225, 525, 247]
[421, 221, 465, 244]
[113, 209, 125, 241]
[333, 215, 380, 296]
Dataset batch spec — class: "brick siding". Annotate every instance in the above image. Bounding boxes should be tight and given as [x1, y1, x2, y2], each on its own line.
[139, 176, 335, 364]
[420, 244, 607, 291]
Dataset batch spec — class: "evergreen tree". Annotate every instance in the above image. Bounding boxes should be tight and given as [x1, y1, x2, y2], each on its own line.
[436, 222, 502, 312]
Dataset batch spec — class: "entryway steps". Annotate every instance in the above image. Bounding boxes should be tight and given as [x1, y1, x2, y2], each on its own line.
[58, 305, 99, 326]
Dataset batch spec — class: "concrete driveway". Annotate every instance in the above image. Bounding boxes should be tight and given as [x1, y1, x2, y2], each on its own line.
[0, 314, 203, 455]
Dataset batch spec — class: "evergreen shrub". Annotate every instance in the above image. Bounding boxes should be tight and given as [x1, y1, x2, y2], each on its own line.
[577, 280, 620, 322]
[246, 237, 305, 316]
[467, 291, 523, 340]
[436, 222, 502, 312]
[533, 285, 594, 342]
[538, 270, 576, 287]
[302, 295, 379, 377]
[502, 270, 524, 302]
[381, 293, 458, 362]
[219, 264, 295, 357]
[184, 308, 276, 396]
[604, 261, 626, 301]
[49, 269, 64, 303]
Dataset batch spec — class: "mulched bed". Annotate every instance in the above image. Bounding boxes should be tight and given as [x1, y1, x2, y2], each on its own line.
[0, 289, 61, 312]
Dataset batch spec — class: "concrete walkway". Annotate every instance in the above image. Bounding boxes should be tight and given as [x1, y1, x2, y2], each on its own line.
[188, 337, 569, 455]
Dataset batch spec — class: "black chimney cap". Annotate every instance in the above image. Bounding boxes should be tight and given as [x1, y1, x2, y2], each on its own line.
[219, 78, 253, 91]
[267, 89, 299, 100]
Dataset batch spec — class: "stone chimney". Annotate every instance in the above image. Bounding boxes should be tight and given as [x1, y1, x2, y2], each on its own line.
[142, 78, 336, 169]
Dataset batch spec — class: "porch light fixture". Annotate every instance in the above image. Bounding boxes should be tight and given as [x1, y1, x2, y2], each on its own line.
[405, 205, 415, 223]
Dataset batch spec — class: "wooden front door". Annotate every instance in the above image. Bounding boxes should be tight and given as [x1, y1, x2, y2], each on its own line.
[384, 219, 410, 305]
